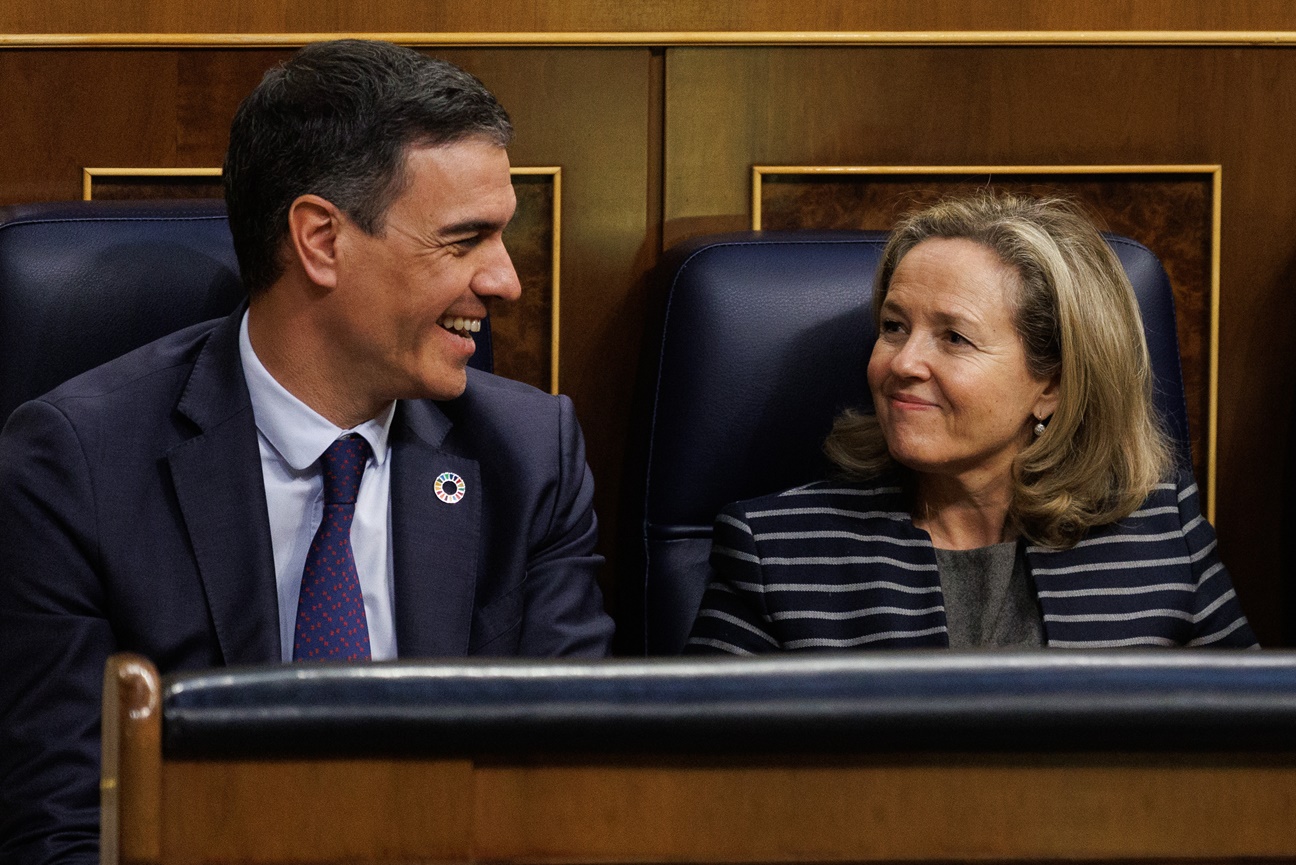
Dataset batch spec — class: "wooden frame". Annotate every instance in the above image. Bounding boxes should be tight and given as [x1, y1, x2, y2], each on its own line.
[14, 32, 1296, 48]
[82, 167, 222, 201]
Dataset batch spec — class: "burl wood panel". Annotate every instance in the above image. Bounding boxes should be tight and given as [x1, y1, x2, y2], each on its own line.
[496, 173, 554, 392]
[760, 171, 1214, 488]
[0, 48, 654, 602]
[8, 0, 1296, 36]
[90, 176, 224, 200]
[665, 46, 1296, 645]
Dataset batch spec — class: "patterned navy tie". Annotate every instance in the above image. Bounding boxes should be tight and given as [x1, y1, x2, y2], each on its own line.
[293, 434, 373, 661]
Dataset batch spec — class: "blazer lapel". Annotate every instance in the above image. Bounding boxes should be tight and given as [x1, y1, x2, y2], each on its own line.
[1024, 544, 1072, 647]
[166, 310, 279, 665]
[390, 400, 481, 658]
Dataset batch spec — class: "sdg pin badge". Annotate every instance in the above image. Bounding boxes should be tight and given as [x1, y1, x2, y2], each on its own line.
[435, 471, 466, 504]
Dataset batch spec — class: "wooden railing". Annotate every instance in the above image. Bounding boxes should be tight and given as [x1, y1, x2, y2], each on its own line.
[102, 651, 1296, 863]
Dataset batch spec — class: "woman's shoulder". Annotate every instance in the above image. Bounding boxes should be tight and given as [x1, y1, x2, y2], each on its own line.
[719, 477, 911, 527]
[1036, 468, 1203, 553]
[1125, 468, 1203, 523]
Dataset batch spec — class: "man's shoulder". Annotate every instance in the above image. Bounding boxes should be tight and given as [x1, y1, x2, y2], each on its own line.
[461, 367, 560, 406]
[32, 317, 221, 417]
[439, 368, 569, 432]
[395, 369, 578, 472]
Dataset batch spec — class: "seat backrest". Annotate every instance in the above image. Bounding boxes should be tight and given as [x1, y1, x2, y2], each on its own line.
[619, 230, 1191, 656]
[0, 199, 494, 427]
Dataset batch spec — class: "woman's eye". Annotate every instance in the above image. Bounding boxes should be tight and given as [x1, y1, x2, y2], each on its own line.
[880, 319, 904, 334]
[946, 331, 970, 346]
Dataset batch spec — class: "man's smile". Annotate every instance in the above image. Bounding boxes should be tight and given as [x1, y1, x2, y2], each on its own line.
[437, 315, 482, 338]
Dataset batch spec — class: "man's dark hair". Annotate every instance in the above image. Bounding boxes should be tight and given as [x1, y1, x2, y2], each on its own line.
[223, 39, 513, 294]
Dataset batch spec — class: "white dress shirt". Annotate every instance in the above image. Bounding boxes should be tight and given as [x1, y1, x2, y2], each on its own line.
[238, 312, 398, 661]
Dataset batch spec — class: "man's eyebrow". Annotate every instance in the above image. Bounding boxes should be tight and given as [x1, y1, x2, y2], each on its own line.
[439, 217, 510, 237]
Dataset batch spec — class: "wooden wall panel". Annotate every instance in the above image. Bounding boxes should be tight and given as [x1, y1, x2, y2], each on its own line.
[457, 49, 656, 603]
[665, 46, 1296, 644]
[0, 51, 181, 202]
[5, 1, 1296, 36]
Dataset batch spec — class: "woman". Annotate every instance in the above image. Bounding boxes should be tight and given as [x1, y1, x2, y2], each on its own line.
[686, 193, 1256, 652]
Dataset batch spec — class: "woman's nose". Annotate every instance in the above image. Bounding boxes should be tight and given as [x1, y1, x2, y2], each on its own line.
[890, 334, 931, 379]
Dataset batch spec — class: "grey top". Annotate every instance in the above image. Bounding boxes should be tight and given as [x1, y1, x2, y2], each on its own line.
[935, 541, 1046, 649]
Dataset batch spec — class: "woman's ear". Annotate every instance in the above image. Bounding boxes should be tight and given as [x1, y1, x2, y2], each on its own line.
[286, 194, 342, 290]
[1033, 373, 1061, 422]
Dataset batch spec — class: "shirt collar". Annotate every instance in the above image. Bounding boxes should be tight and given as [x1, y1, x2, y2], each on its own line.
[238, 310, 395, 472]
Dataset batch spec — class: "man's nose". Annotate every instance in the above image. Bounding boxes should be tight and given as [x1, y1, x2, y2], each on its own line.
[474, 239, 522, 302]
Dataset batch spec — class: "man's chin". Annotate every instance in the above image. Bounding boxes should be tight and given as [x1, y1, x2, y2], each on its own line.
[418, 369, 470, 402]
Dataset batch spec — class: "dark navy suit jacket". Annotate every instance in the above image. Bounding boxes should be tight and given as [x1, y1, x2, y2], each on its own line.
[0, 309, 613, 864]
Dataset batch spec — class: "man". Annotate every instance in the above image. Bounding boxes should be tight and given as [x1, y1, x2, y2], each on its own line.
[0, 40, 613, 863]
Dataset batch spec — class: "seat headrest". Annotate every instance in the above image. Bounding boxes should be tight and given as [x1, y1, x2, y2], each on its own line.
[0, 199, 495, 426]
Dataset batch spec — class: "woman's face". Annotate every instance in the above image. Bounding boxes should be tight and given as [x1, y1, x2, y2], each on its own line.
[867, 237, 1059, 487]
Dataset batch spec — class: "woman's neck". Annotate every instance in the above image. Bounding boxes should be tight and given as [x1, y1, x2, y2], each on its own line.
[913, 472, 1015, 551]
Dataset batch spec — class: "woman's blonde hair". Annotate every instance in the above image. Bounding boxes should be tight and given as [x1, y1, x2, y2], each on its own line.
[824, 192, 1174, 549]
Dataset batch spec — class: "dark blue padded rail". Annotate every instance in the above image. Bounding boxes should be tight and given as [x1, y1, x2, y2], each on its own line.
[164, 652, 1296, 758]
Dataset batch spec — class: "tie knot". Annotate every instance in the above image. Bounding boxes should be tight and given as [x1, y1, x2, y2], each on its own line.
[320, 434, 371, 505]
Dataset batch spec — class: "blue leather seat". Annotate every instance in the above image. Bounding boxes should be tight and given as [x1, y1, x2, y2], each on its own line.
[620, 230, 1191, 656]
[0, 199, 493, 427]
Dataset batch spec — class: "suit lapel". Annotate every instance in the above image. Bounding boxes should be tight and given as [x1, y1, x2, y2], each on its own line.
[1024, 544, 1072, 647]
[390, 400, 481, 658]
[166, 310, 279, 665]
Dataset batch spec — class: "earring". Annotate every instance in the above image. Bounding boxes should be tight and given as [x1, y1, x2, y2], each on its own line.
[1033, 420, 1046, 437]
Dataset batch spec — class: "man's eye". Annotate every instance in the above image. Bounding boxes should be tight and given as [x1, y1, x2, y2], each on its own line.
[947, 331, 969, 346]
[880, 319, 904, 334]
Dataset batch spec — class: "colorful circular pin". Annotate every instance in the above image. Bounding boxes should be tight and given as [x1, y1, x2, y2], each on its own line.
[435, 471, 466, 504]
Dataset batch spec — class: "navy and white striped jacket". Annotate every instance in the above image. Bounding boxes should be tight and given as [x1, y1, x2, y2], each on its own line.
[686, 472, 1257, 653]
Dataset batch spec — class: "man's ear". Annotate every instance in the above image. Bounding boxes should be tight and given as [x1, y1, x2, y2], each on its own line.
[287, 194, 343, 290]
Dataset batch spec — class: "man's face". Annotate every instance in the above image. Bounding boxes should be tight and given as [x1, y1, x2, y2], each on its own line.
[328, 137, 520, 406]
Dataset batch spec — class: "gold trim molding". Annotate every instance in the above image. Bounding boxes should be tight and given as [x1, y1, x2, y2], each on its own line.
[753, 163, 1223, 521]
[84, 166, 564, 396]
[10, 31, 1296, 49]
[82, 167, 221, 200]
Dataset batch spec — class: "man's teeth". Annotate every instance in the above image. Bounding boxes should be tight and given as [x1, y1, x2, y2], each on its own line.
[438, 316, 482, 335]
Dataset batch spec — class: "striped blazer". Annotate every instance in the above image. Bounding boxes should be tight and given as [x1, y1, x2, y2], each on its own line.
[686, 472, 1257, 653]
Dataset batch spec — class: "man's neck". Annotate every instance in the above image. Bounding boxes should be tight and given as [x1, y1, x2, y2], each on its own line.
[246, 291, 386, 429]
